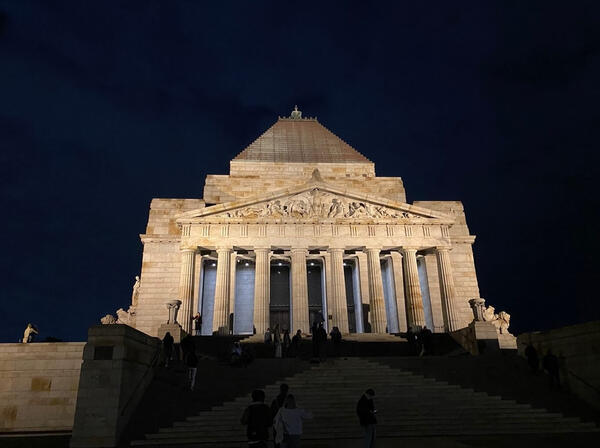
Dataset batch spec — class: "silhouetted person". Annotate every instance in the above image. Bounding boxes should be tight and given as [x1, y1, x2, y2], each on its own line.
[193, 313, 201, 336]
[420, 326, 433, 356]
[543, 349, 560, 389]
[330, 326, 342, 357]
[231, 341, 243, 367]
[162, 332, 174, 367]
[283, 329, 291, 357]
[274, 325, 282, 358]
[186, 350, 198, 390]
[181, 335, 195, 361]
[357, 389, 377, 448]
[270, 383, 289, 448]
[273, 394, 313, 447]
[525, 344, 539, 373]
[317, 323, 328, 360]
[264, 328, 272, 344]
[229, 313, 234, 335]
[241, 389, 272, 448]
[292, 329, 302, 357]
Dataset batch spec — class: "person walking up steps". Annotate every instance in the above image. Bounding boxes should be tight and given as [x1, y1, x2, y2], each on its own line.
[357, 388, 377, 448]
[274, 394, 313, 448]
[241, 389, 272, 448]
[270, 383, 289, 448]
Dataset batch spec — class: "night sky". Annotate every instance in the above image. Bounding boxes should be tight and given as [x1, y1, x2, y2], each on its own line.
[1, 1, 599, 342]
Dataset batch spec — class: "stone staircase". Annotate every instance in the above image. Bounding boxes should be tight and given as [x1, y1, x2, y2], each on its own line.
[130, 358, 598, 446]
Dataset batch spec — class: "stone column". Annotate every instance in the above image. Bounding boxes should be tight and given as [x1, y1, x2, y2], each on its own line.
[402, 248, 426, 329]
[436, 247, 460, 331]
[366, 248, 387, 333]
[178, 248, 196, 333]
[253, 247, 270, 334]
[328, 248, 349, 333]
[291, 248, 310, 334]
[212, 247, 232, 334]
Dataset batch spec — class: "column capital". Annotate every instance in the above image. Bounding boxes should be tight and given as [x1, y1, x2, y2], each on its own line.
[253, 247, 271, 253]
[291, 247, 309, 254]
[401, 247, 419, 254]
[216, 246, 232, 254]
[365, 247, 382, 253]
[435, 246, 453, 252]
[180, 247, 197, 253]
[328, 247, 345, 253]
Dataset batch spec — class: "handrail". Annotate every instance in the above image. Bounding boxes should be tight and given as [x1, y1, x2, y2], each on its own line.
[565, 368, 600, 396]
[120, 343, 162, 417]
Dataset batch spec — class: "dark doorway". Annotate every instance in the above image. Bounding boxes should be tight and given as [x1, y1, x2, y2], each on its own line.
[344, 263, 357, 333]
[270, 261, 290, 331]
[307, 260, 325, 332]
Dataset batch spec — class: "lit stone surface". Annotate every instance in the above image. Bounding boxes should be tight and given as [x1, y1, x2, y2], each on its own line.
[133, 110, 488, 336]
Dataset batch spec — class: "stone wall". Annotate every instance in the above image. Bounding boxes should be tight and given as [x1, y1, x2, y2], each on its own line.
[518, 321, 600, 409]
[0, 342, 84, 433]
[204, 171, 406, 204]
[70, 325, 161, 447]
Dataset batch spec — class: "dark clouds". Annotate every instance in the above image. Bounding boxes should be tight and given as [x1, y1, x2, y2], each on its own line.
[1, 1, 599, 341]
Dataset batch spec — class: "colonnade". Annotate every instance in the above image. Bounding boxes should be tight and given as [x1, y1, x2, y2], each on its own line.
[177, 246, 459, 335]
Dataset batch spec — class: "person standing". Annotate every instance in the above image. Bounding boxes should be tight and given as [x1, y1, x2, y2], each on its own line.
[525, 343, 539, 373]
[193, 313, 202, 336]
[264, 328, 272, 344]
[291, 330, 302, 357]
[274, 325, 283, 358]
[270, 383, 289, 448]
[420, 326, 433, 356]
[283, 329, 291, 357]
[356, 389, 377, 448]
[330, 326, 342, 357]
[274, 394, 313, 448]
[186, 349, 198, 390]
[543, 349, 560, 389]
[241, 389, 272, 448]
[317, 323, 327, 360]
[162, 332, 174, 368]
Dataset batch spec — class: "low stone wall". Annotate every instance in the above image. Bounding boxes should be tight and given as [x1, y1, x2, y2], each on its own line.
[0, 342, 85, 433]
[70, 325, 161, 448]
[518, 321, 600, 409]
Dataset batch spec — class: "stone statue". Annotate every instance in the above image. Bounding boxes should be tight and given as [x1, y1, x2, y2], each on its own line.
[22, 323, 38, 343]
[290, 105, 302, 119]
[166, 300, 182, 324]
[100, 314, 116, 325]
[116, 306, 136, 325]
[482, 305, 496, 323]
[131, 275, 141, 307]
[496, 311, 511, 334]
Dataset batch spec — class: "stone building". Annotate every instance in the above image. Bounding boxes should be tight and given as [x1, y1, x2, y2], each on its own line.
[134, 108, 481, 337]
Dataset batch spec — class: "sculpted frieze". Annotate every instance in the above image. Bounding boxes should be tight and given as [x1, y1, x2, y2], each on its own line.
[217, 188, 425, 221]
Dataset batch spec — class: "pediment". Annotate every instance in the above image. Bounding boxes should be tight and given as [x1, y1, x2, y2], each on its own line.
[178, 180, 454, 225]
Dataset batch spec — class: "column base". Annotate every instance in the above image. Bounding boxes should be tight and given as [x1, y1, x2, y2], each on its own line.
[157, 323, 188, 344]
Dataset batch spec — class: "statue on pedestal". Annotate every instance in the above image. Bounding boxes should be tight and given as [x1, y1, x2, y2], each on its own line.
[468, 298, 487, 321]
[22, 323, 38, 343]
[131, 275, 141, 307]
[100, 314, 116, 325]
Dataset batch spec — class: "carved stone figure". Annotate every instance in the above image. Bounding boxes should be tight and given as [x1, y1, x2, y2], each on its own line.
[100, 314, 116, 325]
[22, 323, 38, 343]
[290, 105, 302, 119]
[496, 311, 511, 334]
[482, 305, 496, 323]
[131, 275, 141, 307]
[220, 188, 423, 221]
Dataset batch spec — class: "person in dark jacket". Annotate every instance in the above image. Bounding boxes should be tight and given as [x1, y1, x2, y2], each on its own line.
[525, 344, 539, 373]
[317, 323, 328, 360]
[270, 383, 289, 448]
[186, 350, 198, 390]
[356, 389, 377, 448]
[542, 349, 560, 389]
[241, 389, 272, 448]
[162, 332, 174, 367]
